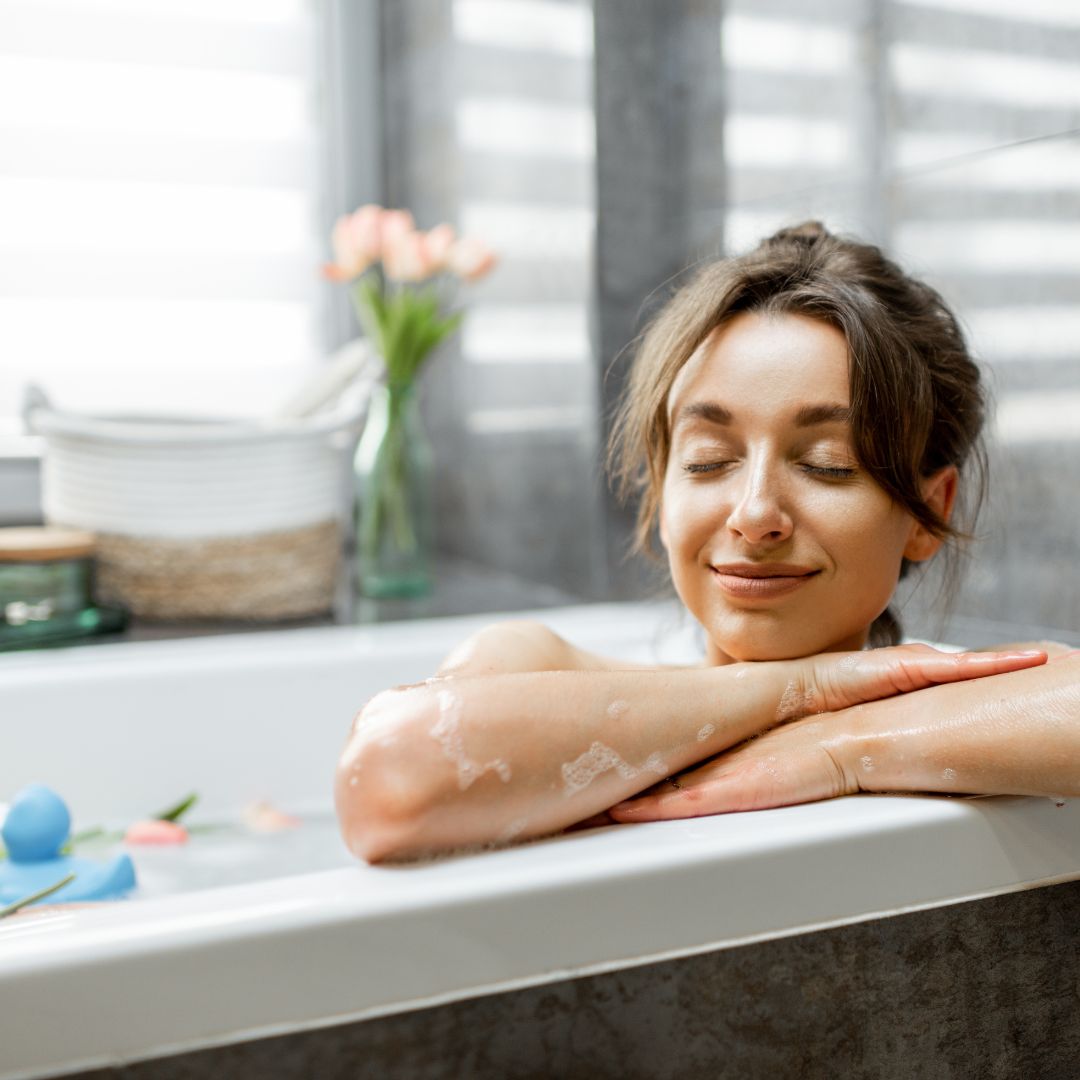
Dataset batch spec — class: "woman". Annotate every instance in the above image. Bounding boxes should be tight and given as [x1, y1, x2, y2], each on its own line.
[335, 222, 1065, 864]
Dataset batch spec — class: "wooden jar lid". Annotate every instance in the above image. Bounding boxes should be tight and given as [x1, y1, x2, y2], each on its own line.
[0, 526, 97, 562]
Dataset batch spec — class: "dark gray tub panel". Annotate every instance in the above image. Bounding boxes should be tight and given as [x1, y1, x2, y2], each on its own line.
[66, 878, 1080, 1080]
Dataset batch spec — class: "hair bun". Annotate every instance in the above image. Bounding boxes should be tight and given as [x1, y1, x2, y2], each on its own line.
[770, 220, 830, 246]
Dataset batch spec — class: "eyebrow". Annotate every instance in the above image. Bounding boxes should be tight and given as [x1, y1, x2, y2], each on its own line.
[793, 403, 852, 427]
[674, 401, 851, 428]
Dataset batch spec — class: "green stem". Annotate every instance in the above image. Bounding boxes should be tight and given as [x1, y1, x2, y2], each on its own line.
[0, 872, 77, 918]
[360, 388, 421, 563]
[155, 792, 198, 823]
[386, 395, 418, 553]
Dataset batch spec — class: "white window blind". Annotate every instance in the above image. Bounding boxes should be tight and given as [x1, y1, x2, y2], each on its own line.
[451, 0, 597, 438]
[721, 0, 1080, 444]
[0, 0, 326, 425]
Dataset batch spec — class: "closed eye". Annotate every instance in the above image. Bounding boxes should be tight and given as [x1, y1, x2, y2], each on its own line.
[684, 462, 857, 478]
[802, 464, 857, 479]
[682, 461, 734, 475]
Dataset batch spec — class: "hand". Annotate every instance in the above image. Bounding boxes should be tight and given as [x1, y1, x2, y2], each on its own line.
[780, 643, 1048, 721]
[609, 651, 1079, 824]
[608, 713, 860, 821]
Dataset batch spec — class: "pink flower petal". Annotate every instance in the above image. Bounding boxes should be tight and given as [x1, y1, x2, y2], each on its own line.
[321, 262, 356, 283]
[448, 237, 497, 282]
[383, 229, 436, 283]
[125, 819, 189, 845]
[423, 223, 456, 272]
[243, 800, 301, 833]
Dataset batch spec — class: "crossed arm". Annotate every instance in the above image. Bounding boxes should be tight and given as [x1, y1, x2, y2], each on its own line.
[334, 621, 1050, 862]
[610, 649, 1080, 823]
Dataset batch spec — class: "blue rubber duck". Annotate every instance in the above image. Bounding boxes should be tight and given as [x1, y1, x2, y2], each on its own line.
[0, 785, 136, 905]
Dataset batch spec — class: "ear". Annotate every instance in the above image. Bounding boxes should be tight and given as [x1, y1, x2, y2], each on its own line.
[659, 507, 669, 551]
[903, 465, 959, 562]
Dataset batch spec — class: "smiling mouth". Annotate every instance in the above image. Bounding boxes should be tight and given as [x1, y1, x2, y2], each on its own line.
[710, 565, 820, 599]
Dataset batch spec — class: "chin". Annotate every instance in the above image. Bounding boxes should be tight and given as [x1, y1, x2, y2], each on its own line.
[723, 640, 818, 663]
[708, 613, 850, 663]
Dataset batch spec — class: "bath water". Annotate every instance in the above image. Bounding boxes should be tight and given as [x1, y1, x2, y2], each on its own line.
[78, 811, 354, 901]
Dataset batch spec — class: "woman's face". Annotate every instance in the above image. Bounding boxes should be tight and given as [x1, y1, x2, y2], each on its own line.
[661, 310, 946, 663]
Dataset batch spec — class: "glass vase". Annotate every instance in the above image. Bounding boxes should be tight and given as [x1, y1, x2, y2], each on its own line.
[354, 382, 434, 598]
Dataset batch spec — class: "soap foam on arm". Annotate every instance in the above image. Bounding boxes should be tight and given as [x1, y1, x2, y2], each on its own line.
[335, 660, 797, 862]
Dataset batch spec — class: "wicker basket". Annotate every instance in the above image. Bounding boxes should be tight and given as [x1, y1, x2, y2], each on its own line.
[23, 389, 364, 622]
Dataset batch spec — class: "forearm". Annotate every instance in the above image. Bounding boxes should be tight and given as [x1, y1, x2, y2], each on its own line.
[336, 663, 793, 860]
[851, 657, 1080, 797]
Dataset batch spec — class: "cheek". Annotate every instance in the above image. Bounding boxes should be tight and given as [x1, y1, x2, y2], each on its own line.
[660, 482, 714, 557]
[827, 495, 912, 586]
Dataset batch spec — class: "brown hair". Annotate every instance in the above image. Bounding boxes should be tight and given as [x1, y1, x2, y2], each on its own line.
[606, 221, 987, 646]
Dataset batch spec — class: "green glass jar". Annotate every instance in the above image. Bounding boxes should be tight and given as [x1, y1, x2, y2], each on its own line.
[0, 527, 127, 651]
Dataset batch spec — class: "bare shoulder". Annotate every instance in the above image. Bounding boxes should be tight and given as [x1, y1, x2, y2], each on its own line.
[434, 618, 673, 677]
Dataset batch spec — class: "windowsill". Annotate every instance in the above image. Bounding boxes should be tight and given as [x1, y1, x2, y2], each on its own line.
[0, 427, 585, 630]
[15, 554, 586, 651]
[0, 431, 587, 641]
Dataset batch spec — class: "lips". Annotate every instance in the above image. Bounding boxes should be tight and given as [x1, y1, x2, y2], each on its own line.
[710, 563, 819, 600]
[711, 563, 818, 578]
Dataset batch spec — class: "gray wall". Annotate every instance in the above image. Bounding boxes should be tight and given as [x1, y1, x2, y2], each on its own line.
[593, 0, 727, 600]
[379, 0, 607, 600]
[374, 0, 1080, 641]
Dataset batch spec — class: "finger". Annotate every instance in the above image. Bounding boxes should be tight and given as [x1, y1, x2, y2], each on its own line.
[882, 648, 1048, 693]
[608, 775, 726, 821]
[816, 647, 1048, 712]
[608, 744, 851, 822]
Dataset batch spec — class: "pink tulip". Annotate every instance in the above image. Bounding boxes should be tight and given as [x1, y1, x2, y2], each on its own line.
[124, 819, 189, 845]
[328, 214, 369, 279]
[383, 228, 437, 282]
[243, 800, 301, 833]
[348, 204, 384, 262]
[423, 223, 456, 272]
[322, 204, 392, 282]
[322, 206, 495, 288]
[379, 209, 416, 250]
[321, 261, 354, 282]
[448, 236, 497, 282]
[321, 261, 355, 283]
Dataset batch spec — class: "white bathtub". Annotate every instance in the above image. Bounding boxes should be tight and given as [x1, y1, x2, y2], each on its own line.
[2, 602, 1080, 1079]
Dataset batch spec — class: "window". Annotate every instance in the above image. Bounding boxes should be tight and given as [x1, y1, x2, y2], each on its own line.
[0, 0, 329, 430]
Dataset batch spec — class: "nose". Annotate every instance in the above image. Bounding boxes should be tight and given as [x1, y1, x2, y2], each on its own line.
[726, 460, 793, 545]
